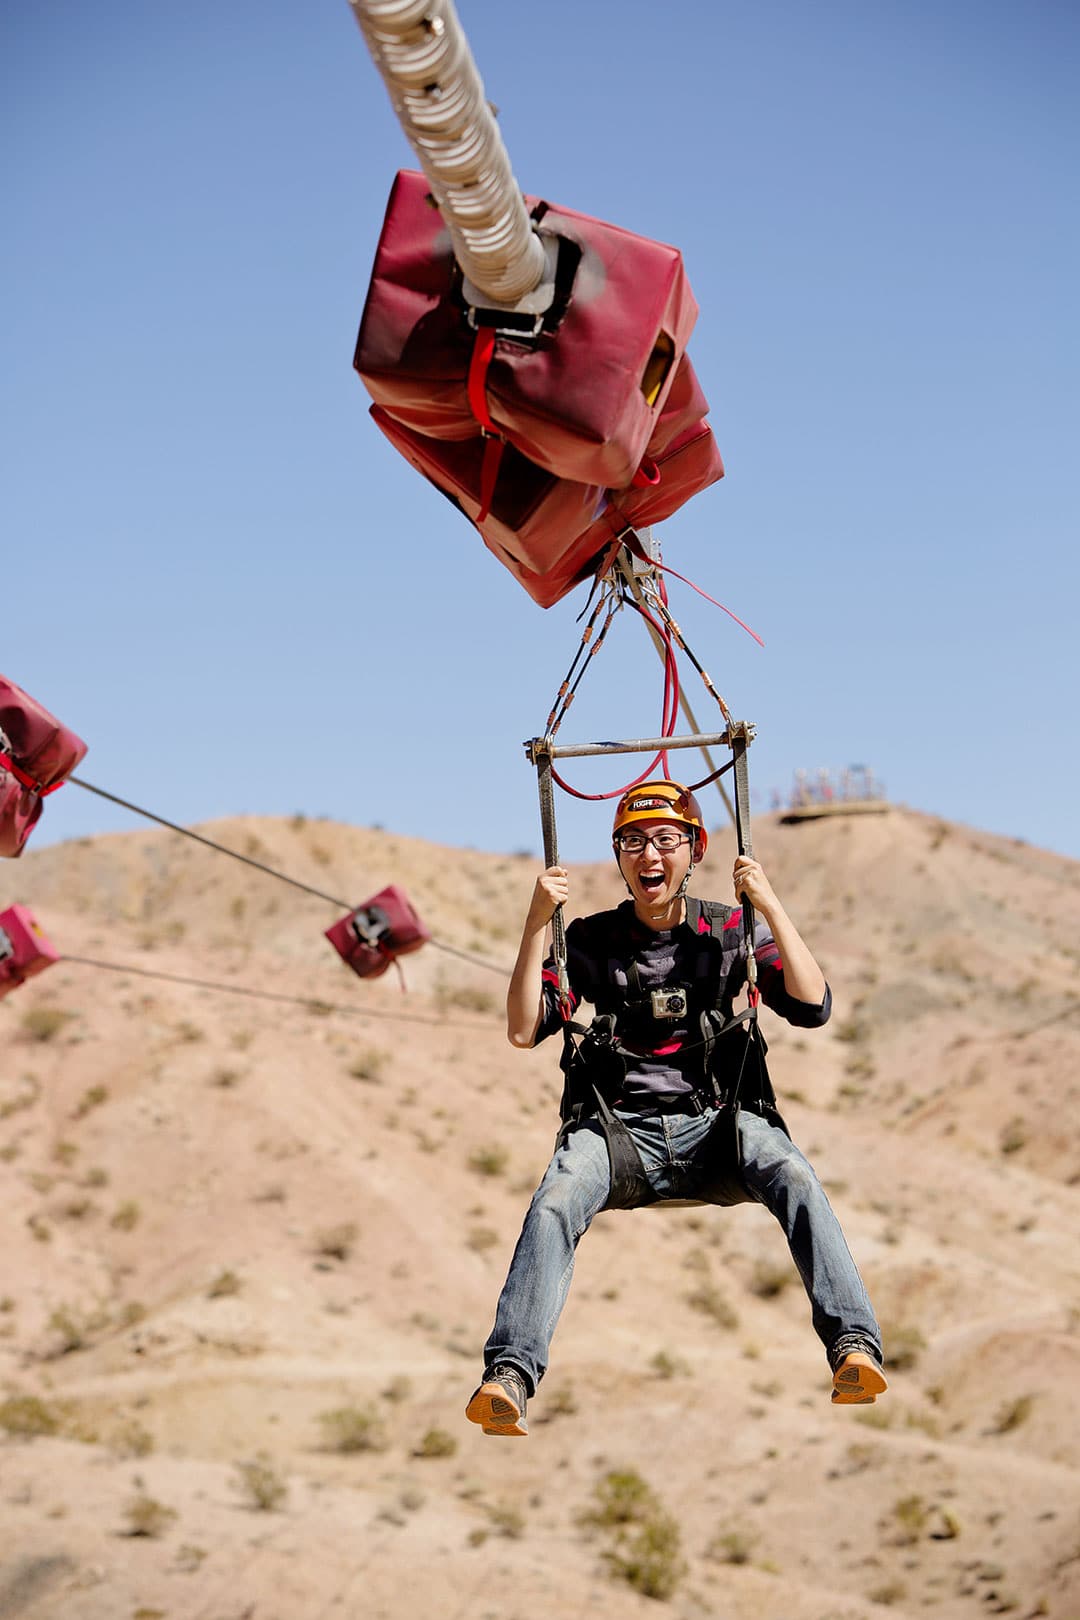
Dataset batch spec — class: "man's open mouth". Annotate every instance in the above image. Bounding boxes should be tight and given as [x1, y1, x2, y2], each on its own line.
[639, 873, 665, 891]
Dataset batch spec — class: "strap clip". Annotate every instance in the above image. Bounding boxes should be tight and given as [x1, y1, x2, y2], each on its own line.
[465, 305, 544, 340]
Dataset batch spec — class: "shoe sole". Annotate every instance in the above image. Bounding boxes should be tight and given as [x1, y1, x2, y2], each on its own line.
[465, 1380, 528, 1437]
[831, 1352, 888, 1405]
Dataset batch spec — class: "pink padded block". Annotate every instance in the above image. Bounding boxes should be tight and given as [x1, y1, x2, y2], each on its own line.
[0, 905, 61, 998]
[356, 169, 699, 490]
[369, 352, 723, 607]
[0, 676, 87, 857]
[325, 885, 430, 981]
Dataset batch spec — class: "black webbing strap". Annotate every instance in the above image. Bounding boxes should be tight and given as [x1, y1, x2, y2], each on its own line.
[730, 724, 758, 1006]
[589, 1086, 657, 1210]
[534, 740, 570, 1015]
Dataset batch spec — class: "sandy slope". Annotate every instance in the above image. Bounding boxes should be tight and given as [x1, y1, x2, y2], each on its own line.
[1, 806, 1078, 1620]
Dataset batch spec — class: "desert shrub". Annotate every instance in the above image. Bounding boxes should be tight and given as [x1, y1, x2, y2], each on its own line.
[21, 1007, 73, 1043]
[844, 1053, 877, 1080]
[210, 1067, 243, 1088]
[999, 1117, 1027, 1155]
[929, 1505, 962, 1540]
[0, 1394, 61, 1437]
[0, 1074, 41, 1121]
[110, 1200, 141, 1232]
[111, 1419, 154, 1458]
[318, 1404, 389, 1454]
[586, 1468, 658, 1528]
[72, 1084, 109, 1119]
[747, 1260, 793, 1299]
[313, 1222, 358, 1260]
[414, 1426, 458, 1459]
[234, 1452, 288, 1511]
[881, 1323, 926, 1371]
[348, 1047, 388, 1082]
[893, 1494, 927, 1544]
[855, 1405, 894, 1430]
[207, 1270, 242, 1299]
[439, 985, 498, 1016]
[992, 1393, 1034, 1434]
[382, 1375, 412, 1403]
[868, 1581, 907, 1606]
[466, 1226, 498, 1253]
[706, 1527, 756, 1564]
[175, 1543, 208, 1572]
[487, 1502, 525, 1539]
[686, 1282, 739, 1329]
[123, 1480, 177, 1538]
[542, 1384, 579, 1418]
[649, 1349, 689, 1380]
[48, 1306, 91, 1355]
[903, 1408, 942, 1439]
[467, 1144, 509, 1178]
[604, 1509, 685, 1600]
[52, 1139, 78, 1165]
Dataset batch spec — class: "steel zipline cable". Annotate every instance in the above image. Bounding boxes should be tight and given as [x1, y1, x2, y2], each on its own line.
[59, 953, 500, 1032]
[67, 776, 511, 978]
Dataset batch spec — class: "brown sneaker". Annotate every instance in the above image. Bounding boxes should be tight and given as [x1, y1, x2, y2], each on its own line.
[465, 1363, 529, 1437]
[831, 1350, 888, 1405]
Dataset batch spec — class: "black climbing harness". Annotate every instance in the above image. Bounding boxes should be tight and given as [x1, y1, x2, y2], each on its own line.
[528, 694, 785, 1213]
[551, 897, 786, 1211]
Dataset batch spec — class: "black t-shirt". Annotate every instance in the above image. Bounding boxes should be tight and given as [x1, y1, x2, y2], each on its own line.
[537, 897, 831, 1109]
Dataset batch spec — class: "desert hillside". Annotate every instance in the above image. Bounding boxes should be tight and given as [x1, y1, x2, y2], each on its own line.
[1, 805, 1079, 1620]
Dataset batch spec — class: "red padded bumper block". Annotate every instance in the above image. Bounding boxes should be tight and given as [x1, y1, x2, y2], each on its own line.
[325, 885, 430, 980]
[0, 676, 88, 857]
[370, 350, 722, 607]
[355, 171, 721, 606]
[0, 905, 60, 999]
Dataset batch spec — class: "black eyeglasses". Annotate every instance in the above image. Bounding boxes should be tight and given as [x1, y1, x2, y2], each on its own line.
[614, 830, 690, 854]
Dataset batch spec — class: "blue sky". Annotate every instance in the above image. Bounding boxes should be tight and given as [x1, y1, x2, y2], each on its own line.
[5, 0, 1078, 870]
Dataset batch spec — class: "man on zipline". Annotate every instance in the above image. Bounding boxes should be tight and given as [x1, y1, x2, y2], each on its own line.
[466, 779, 885, 1436]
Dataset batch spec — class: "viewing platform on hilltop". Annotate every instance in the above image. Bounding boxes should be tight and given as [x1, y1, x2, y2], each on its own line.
[775, 765, 889, 825]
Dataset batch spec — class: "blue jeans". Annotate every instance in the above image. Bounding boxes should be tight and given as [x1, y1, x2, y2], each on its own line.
[483, 1105, 881, 1394]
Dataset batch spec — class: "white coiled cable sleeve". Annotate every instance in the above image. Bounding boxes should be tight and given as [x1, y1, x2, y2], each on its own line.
[348, 0, 549, 308]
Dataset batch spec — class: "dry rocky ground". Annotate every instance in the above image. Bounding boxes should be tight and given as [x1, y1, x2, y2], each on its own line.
[1, 805, 1079, 1620]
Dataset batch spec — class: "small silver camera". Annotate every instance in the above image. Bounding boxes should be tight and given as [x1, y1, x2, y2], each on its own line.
[650, 987, 688, 1020]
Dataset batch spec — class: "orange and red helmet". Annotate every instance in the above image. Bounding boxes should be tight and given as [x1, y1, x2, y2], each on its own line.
[612, 780, 708, 861]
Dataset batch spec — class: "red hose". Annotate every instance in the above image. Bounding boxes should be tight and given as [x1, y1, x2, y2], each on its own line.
[550, 596, 681, 801]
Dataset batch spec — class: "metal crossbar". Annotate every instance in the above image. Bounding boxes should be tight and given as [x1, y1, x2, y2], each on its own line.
[527, 723, 759, 1017]
[525, 730, 748, 763]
